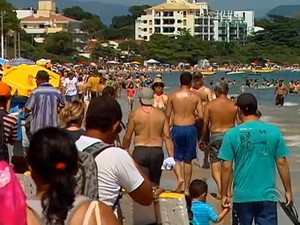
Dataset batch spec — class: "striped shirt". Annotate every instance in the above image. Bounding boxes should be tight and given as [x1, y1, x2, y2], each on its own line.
[25, 83, 65, 134]
[191, 201, 219, 225]
[0, 108, 17, 145]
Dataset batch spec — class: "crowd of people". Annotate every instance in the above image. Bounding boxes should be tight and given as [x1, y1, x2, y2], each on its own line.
[0, 66, 295, 225]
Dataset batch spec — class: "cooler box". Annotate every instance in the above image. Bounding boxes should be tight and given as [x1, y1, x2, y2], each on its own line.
[159, 192, 189, 225]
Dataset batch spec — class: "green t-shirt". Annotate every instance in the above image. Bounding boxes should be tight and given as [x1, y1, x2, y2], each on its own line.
[218, 121, 290, 203]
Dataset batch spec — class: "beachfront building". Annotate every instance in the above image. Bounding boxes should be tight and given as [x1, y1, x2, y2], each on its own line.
[214, 11, 248, 42]
[19, 0, 88, 50]
[135, 0, 252, 43]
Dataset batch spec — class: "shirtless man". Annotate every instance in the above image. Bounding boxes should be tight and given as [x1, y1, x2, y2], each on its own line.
[200, 82, 237, 198]
[165, 72, 203, 195]
[191, 72, 213, 169]
[275, 80, 288, 106]
[123, 87, 174, 186]
[123, 87, 174, 224]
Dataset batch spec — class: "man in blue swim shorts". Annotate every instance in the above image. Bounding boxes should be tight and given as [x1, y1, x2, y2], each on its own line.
[166, 72, 203, 195]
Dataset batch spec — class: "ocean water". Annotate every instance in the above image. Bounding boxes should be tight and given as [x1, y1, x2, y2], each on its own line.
[160, 71, 300, 153]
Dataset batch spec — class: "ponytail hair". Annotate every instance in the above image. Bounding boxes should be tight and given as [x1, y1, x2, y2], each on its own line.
[27, 127, 79, 225]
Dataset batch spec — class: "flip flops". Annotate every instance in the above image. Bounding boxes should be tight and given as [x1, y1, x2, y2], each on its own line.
[279, 201, 300, 225]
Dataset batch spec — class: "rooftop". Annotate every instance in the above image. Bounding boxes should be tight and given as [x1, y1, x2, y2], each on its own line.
[21, 14, 78, 22]
[145, 0, 205, 11]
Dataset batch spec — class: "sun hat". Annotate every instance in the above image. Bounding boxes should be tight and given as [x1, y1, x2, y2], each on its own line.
[140, 88, 154, 105]
[151, 77, 165, 90]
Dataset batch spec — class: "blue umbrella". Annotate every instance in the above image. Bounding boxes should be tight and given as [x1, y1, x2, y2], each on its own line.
[9, 58, 35, 66]
[0, 58, 8, 66]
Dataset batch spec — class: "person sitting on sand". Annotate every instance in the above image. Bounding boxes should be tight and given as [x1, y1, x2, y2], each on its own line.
[189, 179, 230, 225]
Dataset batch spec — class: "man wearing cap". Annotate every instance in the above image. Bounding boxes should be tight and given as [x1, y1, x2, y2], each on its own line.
[219, 93, 293, 225]
[25, 70, 65, 136]
[0, 82, 17, 162]
[123, 87, 174, 189]
[76, 96, 153, 220]
[191, 72, 213, 169]
[200, 82, 236, 199]
[165, 72, 203, 195]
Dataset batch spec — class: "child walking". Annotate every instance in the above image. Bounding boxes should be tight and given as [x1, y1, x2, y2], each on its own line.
[189, 179, 230, 225]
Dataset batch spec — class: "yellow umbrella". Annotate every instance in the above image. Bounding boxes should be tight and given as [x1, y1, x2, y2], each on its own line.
[3, 65, 60, 97]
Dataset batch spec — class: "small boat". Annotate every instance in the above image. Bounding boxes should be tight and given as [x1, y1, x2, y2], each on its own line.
[292, 69, 300, 72]
[225, 71, 246, 75]
[200, 71, 217, 76]
[252, 68, 274, 73]
[257, 85, 275, 90]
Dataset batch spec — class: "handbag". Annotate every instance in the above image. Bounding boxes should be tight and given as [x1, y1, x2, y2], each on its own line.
[83, 201, 102, 225]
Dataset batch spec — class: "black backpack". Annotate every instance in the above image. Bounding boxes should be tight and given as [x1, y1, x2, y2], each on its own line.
[0, 109, 8, 162]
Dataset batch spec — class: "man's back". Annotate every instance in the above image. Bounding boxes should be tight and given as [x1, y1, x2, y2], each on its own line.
[219, 121, 290, 202]
[25, 84, 64, 134]
[132, 106, 166, 147]
[207, 97, 236, 133]
[191, 86, 212, 106]
[170, 89, 201, 126]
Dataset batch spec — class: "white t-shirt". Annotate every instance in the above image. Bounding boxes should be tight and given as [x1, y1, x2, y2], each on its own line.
[76, 136, 144, 206]
[63, 77, 78, 96]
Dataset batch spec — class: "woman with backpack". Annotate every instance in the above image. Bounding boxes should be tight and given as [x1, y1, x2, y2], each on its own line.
[26, 127, 120, 225]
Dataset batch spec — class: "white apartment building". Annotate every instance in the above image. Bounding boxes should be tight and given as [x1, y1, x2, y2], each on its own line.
[234, 11, 255, 35]
[135, 0, 253, 42]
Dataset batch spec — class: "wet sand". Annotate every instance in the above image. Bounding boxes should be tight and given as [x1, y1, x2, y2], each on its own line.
[118, 93, 300, 225]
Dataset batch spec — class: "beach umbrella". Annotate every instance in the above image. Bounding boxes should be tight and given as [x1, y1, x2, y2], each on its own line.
[147, 59, 159, 64]
[36, 58, 50, 66]
[131, 61, 141, 65]
[106, 60, 119, 64]
[3, 65, 60, 97]
[0, 58, 8, 66]
[9, 58, 35, 67]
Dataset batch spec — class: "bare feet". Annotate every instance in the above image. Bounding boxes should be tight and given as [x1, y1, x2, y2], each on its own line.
[174, 179, 184, 193]
[202, 161, 210, 169]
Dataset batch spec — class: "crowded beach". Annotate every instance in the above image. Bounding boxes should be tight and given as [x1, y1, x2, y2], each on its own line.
[0, 57, 298, 225]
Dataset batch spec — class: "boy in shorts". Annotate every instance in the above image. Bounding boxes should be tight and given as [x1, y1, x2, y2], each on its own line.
[189, 179, 230, 225]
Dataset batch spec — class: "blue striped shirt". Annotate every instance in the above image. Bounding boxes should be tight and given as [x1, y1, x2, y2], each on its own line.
[25, 83, 65, 134]
[191, 201, 219, 225]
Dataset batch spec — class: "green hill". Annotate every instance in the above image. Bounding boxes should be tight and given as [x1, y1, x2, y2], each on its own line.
[8, 0, 130, 24]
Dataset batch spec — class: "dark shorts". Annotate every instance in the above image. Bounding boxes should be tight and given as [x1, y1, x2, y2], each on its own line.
[66, 95, 77, 103]
[233, 201, 277, 225]
[171, 125, 197, 162]
[209, 133, 224, 163]
[195, 119, 210, 143]
[275, 95, 284, 106]
[132, 146, 164, 187]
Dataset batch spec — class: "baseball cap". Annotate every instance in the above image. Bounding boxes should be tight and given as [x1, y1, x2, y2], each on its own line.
[236, 93, 258, 115]
[0, 82, 11, 97]
[140, 88, 154, 106]
[36, 70, 49, 80]
[86, 96, 122, 122]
